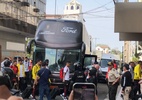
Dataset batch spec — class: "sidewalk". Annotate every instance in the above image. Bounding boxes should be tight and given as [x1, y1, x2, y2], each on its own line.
[116, 87, 123, 100]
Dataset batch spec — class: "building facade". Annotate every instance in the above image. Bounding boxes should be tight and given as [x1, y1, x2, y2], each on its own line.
[0, 0, 46, 60]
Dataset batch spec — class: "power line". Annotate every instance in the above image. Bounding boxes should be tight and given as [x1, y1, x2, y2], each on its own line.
[86, 7, 114, 14]
[83, 1, 113, 14]
[0, 1, 114, 20]
[84, 13, 114, 18]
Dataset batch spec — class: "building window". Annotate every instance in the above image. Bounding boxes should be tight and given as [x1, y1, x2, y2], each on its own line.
[71, 6, 74, 10]
[66, 6, 68, 10]
[77, 6, 79, 10]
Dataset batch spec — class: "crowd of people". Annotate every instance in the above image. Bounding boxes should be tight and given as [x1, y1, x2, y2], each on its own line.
[1, 56, 142, 100]
[0, 56, 100, 100]
[0, 57, 52, 100]
[106, 60, 142, 100]
[1, 57, 32, 91]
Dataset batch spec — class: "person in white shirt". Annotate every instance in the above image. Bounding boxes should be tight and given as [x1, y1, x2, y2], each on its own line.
[17, 59, 26, 92]
[63, 61, 71, 100]
[23, 57, 30, 84]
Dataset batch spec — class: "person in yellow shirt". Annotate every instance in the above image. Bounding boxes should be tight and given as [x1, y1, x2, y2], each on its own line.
[133, 61, 142, 97]
[32, 61, 42, 80]
[32, 59, 42, 99]
[17, 59, 26, 92]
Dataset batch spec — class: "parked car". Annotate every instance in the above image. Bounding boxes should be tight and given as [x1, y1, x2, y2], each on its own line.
[98, 53, 120, 82]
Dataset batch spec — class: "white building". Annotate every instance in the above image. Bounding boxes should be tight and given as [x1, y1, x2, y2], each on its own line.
[63, 0, 83, 22]
[96, 45, 110, 54]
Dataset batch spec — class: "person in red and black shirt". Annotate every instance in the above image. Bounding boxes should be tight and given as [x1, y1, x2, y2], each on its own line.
[112, 59, 118, 70]
[10, 60, 18, 88]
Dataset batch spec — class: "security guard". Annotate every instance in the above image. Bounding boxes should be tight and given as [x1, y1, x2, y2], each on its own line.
[108, 62, 120, 100]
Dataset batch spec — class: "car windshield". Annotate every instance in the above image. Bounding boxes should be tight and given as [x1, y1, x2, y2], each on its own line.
[34, 47, 80, 72]
[84, 56, 96, 70]
[100, 59, 112, 68]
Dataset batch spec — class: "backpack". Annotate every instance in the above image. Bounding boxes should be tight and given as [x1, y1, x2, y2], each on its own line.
[60, 68, 64, 80]
[75, 71, 85, 82]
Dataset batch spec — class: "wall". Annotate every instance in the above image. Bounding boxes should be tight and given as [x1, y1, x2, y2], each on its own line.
[0, 31, 26, 59]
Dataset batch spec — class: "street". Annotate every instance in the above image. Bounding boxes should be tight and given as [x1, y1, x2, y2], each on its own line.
[54, 82, 109, 100]
[25, 83, 109, 100]
[97, 83, 108, 100]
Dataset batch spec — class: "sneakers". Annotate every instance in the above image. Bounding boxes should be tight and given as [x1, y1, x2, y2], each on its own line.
[60, 93, 68, 100]
[63, 97, 68, 100]
[60, 93, 64, 97]
[60, 94, 64, 98]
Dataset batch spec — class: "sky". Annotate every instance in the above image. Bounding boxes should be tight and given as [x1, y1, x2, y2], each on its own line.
[46, 0, 124, 51]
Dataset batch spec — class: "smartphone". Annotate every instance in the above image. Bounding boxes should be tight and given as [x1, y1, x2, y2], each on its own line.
[73, 83, 96, 100]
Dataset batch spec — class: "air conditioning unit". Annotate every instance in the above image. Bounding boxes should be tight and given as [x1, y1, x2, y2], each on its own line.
[21, 1, 30, 7]
[33, 8, 40, 13]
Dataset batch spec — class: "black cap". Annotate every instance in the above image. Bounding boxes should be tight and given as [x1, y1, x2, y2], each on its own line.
[123, 64, 129, 70]
[94, 62, 98, 64]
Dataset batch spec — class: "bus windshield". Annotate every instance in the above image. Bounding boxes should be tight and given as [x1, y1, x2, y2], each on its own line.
[34, 47, 80, 72]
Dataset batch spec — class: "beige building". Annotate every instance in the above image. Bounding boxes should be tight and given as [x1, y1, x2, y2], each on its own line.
[0, 0, 46, 60]
[123, 41, 131, 63]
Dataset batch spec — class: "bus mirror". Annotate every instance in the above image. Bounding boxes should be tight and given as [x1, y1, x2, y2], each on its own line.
[27, 39, 35, 54]
[81, 43, 86, 57]
[58, 59, 62, 64]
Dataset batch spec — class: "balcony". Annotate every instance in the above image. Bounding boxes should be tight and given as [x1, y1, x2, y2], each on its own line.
[13, 0, 21, 2]
[0, 13, 36, 35]
[21, 1, 30, 7]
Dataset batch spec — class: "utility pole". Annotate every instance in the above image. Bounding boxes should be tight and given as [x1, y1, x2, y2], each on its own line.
[93, 38, 99, 54]
[55, 0, 57, 15]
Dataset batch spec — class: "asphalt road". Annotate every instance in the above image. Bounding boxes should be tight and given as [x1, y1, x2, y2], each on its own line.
[97, 83, 108, 100]
[25, 83, 108, 100]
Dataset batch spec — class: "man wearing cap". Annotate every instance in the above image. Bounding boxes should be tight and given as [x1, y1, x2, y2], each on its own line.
[108, 62, 120, 100]
[121, 64, 132, 100]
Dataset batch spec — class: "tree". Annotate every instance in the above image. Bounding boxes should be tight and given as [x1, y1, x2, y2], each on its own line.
[132, 56, 139, 62]
[110, 49, 121, 55]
